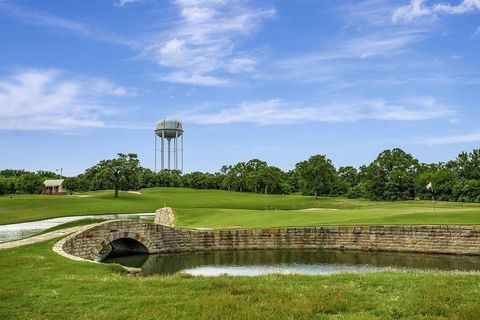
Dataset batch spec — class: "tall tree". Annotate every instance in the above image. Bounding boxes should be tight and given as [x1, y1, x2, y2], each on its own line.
[296, 155, 336, 198]
[259, 165, 283, 195]
[94, 153, 141, 198]
[452, 149, 480, 180]
[361, 148, 419, 200]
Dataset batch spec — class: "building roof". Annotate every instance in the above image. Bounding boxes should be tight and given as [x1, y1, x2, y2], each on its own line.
[44, 179, 64, 187]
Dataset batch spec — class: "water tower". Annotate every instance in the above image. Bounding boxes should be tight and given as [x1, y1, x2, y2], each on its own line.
[154, 118, 183, 172]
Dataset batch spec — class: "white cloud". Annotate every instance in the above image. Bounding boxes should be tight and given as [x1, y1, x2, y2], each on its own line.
[157, 72, 229, 86]
[143, 0, 275, 85]
[181, 97, 455, 125]
[416, 131, 480, 145]
[270, 30, 426, 85]
[227, 56, 258, 73]
[276, 30, 423, 65]
[393, 0, 480, 22]
[89, 79, 135, 97]
[0, 69, 131, 131]
[114, 0, 140, 7]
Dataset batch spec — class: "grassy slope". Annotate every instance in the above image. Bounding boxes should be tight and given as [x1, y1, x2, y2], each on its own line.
[1, 187, 480, 226]
[1, 240, 480, 320]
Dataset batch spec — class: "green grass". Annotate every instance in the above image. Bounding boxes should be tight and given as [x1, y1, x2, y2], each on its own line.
[1, 187, 480, 226]
[2, 189, 480, 319]
[1, 239, 480, 320]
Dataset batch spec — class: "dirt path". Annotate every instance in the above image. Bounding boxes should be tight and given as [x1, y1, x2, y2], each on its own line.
[0, 225, 95, 250]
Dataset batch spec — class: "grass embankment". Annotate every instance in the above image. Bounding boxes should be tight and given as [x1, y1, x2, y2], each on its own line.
[1, 187, 480, 226]
[0, 240, 479, 320]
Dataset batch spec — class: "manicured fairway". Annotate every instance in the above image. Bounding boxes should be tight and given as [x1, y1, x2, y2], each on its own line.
[1, 187, 480, 226]
[1, 239, 479, 320]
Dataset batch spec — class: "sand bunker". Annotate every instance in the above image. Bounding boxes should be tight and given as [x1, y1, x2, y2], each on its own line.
[127, 191, 142, 195]
[298, 208, 339, 211]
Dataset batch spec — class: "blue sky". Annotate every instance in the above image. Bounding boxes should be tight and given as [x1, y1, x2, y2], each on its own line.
[0, 0, 479, 175]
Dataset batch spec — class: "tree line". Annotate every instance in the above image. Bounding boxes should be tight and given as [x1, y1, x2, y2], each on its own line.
[1, 148, 479, 203]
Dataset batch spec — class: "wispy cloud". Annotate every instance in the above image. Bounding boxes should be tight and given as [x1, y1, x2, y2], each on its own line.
[0, 2, 136, 47]
[474, 26, 480, 38]
[416, 131, 480, 145]
[339, 0, 399, 26]
[181, 97, 455, 125]
[114, 0, 140, 7]
[0, 69, 132, 131]
[142, 0, 275, 86]
[277, 30, 423, 67]
[269, 29, 428, 86]
[393, 0, 480, 23]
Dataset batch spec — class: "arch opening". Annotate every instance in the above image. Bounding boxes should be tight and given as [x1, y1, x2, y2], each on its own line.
[100, 237, 149, 261]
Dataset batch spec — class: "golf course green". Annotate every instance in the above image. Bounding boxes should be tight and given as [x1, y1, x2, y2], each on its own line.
[1, 187, 480, 226]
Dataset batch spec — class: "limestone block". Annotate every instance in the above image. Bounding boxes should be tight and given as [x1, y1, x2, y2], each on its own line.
[154, 207, 176, 227]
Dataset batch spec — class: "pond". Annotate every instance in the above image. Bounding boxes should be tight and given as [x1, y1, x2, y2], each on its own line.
[102, 249, 480, 276]
[0, 213, 155, 243]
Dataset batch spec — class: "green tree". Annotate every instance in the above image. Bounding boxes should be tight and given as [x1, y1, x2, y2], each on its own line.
[0, 177, 9, 195]
[338, 166, 358, 187]
[451, 149, 480, 180]
[258, 165, 283, 194]
[184, 172, 209, 189]
[14, 173, 43, 194]
[296, 155, 336, 198]
[285, 169, 300, 193]
[139, 168, 157, 188]
[346, 182, 367, 199]
[63, 177, 78, 195]
[361, 148, 419, 200]
[93, 153, 141, 198]
[244, 159, 268, 193]
[157, 169, 182, 187]
[415, 167, 458, 201]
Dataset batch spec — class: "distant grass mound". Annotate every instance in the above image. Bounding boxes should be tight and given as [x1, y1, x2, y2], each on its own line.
[1, 187, 480, 226]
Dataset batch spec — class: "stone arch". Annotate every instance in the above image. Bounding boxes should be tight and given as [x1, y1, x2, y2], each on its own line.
[93, 231, 156, 261]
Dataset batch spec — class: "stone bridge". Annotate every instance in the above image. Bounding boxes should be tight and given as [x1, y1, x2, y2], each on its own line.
[58, 219, 480, 261]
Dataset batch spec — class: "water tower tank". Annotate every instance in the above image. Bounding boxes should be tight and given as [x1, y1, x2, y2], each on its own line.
[154, 118, 184, 172]
[155, 119, 183, 139]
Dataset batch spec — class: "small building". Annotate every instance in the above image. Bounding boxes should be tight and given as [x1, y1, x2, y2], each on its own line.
[43, 179, 66, 195]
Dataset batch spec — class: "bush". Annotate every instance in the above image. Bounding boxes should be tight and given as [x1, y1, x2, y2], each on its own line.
[347, 183, 367, 199]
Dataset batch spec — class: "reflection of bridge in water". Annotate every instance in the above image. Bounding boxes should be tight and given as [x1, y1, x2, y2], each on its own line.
[55, 219, 480, 262]
[103, 249, 480, 276]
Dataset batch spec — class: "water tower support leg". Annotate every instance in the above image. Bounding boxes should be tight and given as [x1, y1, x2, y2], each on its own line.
[174, 131, 178, 170]
[168, 139, 171, 169]
[181, 134, 184, 172]
[161, 131, 165, 170]
[154, 133, 157, 172]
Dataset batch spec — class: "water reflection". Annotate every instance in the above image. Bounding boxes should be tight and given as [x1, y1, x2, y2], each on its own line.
[102, 249, 480, 276]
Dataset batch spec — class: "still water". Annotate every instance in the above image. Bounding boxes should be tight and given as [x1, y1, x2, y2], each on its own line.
[103, 249, 480, 276]
[0, 213, 154, 243]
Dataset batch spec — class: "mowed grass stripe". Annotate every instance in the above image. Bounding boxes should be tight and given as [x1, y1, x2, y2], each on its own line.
[1, 187, 480, 226]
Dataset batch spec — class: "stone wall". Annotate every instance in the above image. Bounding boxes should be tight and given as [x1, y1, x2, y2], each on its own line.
[60, 220, 480, 261]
